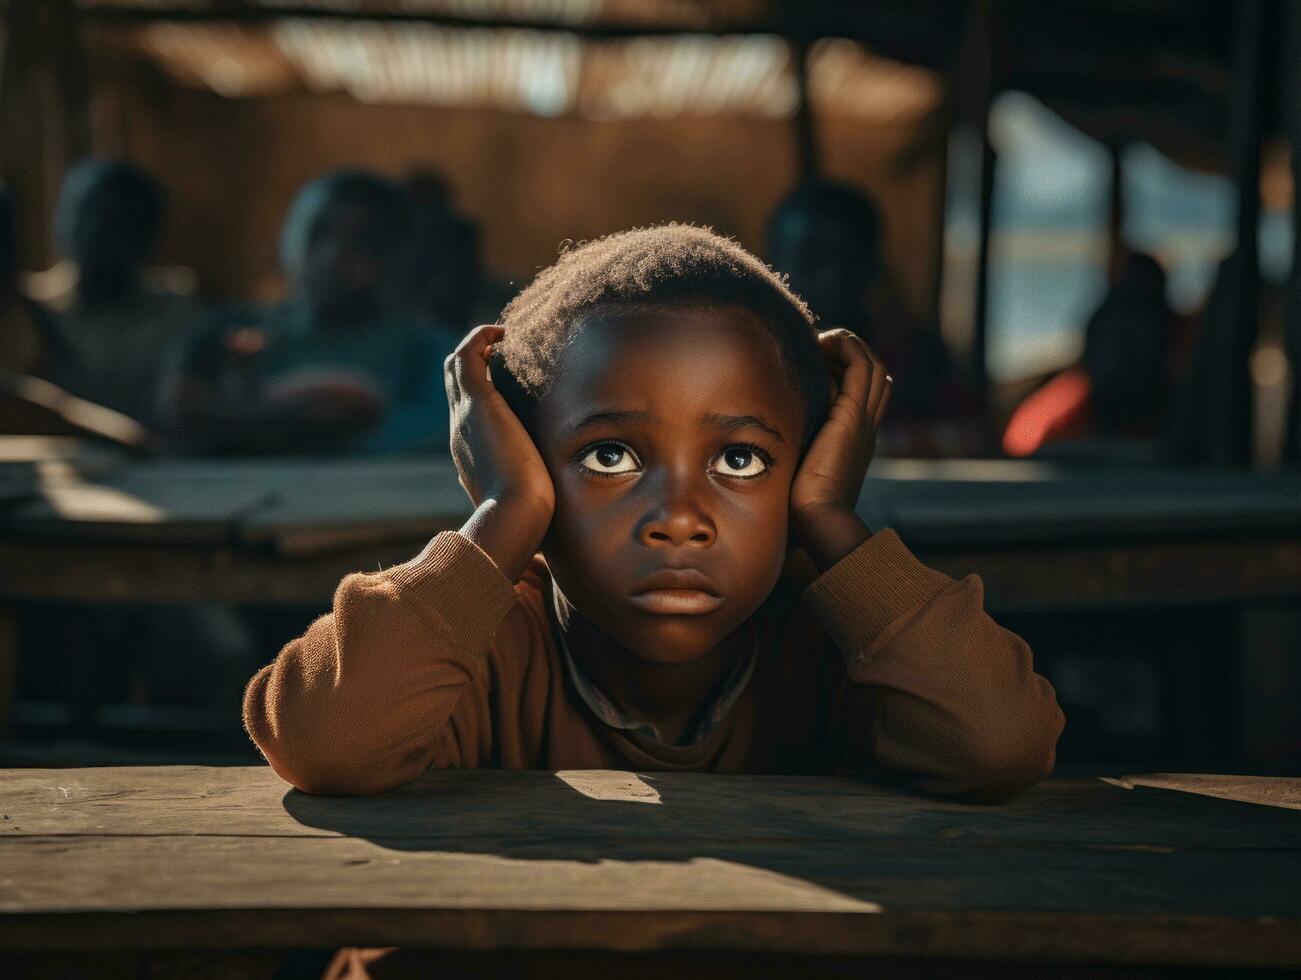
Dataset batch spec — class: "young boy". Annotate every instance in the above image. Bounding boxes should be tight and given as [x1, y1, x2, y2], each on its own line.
[244, 224, 1063, 804]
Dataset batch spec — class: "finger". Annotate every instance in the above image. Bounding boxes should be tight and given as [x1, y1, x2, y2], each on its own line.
[817, 330, 848, 382]
[864, 350, 891, 422]
[451, 325, 504, 398]
[820, 330, 873, 412]
[453, 323, 505, 358]
[873, 376, 893, 427]
[443, 351, 462, 408]
[818, 352, 846, 404]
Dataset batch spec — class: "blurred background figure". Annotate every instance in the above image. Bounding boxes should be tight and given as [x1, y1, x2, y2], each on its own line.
[39, 159, 195, 424]
[401, 170, 482, 330]
[1003, 252, 1178, 459]
[159, 169, 458, 455]
[0, 185, 65, 379]
[767, 178, 982, 456]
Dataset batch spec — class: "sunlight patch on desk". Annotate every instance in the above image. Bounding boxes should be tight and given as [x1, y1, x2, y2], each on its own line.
[1102, 774, 1301, 810]
[555, 770, 662, 804]
[870, 458, 1064, 482]
[39, 464, 165, 522]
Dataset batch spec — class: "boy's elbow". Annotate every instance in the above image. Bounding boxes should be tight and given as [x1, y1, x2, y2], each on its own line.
[953, 707, 1064, 804]
[244, 672, 423, 797]
[266, 746, 425, 797]
[280, 763, 403, 797]
[956, 739, 1056, 804]
[256, 725, 430, 796]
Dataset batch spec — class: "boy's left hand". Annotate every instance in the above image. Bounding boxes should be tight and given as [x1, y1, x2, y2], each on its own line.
[790, 329, 891, 565]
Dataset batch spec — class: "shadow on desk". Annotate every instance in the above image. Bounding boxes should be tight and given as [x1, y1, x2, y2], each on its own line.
[281, 769, 1301, 922]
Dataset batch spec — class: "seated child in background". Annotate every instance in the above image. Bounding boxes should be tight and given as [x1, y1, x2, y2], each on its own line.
[40, 159, 195, 424]
[244, 225, 1063, 803]
[767, 179, 982, 457]
[159, 170, 457, 455]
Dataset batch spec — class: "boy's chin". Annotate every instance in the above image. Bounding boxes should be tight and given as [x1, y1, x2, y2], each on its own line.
[616, 613, 745, 665]
[625, 644, 723, 667]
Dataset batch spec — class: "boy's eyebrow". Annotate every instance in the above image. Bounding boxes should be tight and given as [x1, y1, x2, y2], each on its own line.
[701, 413, 786, 443]
[569, 409, 653, 432]
[567, 409, 786, 444]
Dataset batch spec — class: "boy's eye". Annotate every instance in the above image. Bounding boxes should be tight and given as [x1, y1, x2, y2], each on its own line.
[710, 445, 769, 478]
[578, 442, 640, 475]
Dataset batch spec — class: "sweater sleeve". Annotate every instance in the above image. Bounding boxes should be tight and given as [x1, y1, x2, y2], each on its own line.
[802, 530, 1065, 803]
[242, 531, 520, 796]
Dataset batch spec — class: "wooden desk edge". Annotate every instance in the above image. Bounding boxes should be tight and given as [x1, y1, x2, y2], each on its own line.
[2, 908, 1299, 968]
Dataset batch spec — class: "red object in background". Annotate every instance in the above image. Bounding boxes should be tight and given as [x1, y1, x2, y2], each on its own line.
[225, 325, 268, 360]
[1002, 368, 1093, 458]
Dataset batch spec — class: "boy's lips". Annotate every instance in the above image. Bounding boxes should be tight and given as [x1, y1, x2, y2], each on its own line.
[628, 568, 724, 616]
[627, 590, 725, 616]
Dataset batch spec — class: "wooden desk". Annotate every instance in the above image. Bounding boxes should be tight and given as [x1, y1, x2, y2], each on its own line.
[2, 767, 1299, 978]
[2, 447, 1300, 611]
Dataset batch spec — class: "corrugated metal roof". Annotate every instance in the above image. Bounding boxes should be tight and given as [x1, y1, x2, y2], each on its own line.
[129, 21, 942, 121]
[80, 0, 770, 31]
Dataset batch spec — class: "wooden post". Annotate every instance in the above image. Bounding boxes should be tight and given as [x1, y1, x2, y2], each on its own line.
[968, 1, 996, 408]
[0, 0, 91, 269]
[1107, 140, 1126, 283]
[1172, 0, 1268, 465]
[791, 38, 819, 179]
[1220, 0, 1267, 466]
[0, 608, 15, 740]
[1283, 0, 1301, 464]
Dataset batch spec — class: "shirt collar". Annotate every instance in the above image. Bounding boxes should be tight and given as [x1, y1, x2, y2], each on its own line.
[549, 581, 758, 747]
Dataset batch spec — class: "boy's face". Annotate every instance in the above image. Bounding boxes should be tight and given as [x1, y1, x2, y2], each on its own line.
[532, 308, 806, 664]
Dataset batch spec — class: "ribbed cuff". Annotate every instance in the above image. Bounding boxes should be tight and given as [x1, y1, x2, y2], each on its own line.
[801, 528, 953, 660]
[385, 531, 519, 649]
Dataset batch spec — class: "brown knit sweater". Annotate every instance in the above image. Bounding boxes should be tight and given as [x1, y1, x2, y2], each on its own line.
[244, 529, 1064, 802]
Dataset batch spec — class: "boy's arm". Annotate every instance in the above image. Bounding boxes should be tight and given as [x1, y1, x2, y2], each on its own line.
[789, 329, 1061, 802]
[243, 528, 520, 796]
[802, 528, 1065, 803]
[246, 325, 555, 796]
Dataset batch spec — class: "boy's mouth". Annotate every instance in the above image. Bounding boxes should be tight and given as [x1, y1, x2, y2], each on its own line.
[627, 590, 725, 616]
[628, 569, 724, 616]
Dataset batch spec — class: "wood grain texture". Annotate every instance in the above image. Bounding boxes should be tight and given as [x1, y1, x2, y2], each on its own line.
[1, 767, 1299, 966]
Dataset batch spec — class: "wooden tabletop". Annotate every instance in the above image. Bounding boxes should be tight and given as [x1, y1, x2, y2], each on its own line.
[2, 766, 1299, 968]
[6, 443, 1301, 549]
[3, 441, 1301, 608]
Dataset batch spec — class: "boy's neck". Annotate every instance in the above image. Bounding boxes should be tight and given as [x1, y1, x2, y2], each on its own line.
[558, 603, 749, 747]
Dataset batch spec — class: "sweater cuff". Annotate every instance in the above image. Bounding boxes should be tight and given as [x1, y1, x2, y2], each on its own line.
[385, 531, 519, 649]
[801, 528, 953, 659]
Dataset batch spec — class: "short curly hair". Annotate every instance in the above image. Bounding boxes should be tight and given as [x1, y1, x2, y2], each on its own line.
[493, 224, 830, 448]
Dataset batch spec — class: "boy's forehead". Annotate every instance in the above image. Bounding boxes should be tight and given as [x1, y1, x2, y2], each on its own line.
[539, 308, 803, 433]
[559, 308, 781, 385]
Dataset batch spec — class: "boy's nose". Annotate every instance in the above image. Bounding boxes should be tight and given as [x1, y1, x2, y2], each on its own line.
[637, 490, 716, 549]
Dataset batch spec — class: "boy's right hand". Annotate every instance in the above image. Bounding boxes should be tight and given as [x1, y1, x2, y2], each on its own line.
[445, 325, 554, 580]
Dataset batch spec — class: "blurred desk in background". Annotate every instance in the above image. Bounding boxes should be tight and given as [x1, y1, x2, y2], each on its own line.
[2, 440, 1300, 754]
[860, 458, 1301, 613]
[1, 442, 1299, 609]
[2, 767, 1300, 978]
